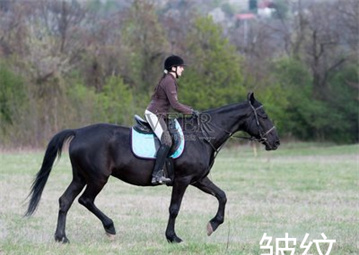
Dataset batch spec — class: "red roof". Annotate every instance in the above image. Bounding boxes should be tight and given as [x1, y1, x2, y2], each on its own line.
[236, 13, 256, 20]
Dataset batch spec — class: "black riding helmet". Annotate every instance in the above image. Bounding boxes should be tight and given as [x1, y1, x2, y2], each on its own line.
[164, 55, 185, 71]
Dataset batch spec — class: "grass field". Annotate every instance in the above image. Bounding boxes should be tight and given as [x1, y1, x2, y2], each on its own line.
[0, 142, 358, 255]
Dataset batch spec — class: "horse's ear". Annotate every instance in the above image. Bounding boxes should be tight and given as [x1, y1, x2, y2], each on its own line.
[247, 92, 255, 105]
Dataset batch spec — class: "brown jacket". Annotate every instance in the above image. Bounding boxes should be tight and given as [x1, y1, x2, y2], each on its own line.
[147, 74, 192, 115]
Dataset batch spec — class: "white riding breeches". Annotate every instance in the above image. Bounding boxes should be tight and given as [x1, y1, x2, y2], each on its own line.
[144, 109, 165, 140]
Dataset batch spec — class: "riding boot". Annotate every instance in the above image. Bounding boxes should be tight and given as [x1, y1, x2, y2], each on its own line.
[152, 144, 171, 184]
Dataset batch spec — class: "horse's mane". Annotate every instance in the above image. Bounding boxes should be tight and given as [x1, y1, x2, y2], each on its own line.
[202, 101, 249, 115]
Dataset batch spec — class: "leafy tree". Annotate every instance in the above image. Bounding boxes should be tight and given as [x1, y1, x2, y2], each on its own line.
[0, 62, 32, 146]
[254, 81, 290, 135]
[0, 0, 357, 147]
[66, 75, 99, 126]
[121, 0, 170, 94]
[96, 75, 134, 125]
[181, 16, 245, 110]
[271, 57, 358, 143]
[271, 57, 313, 139]
[326, 65, 358, 143]
[0, 63, 27, 126]
[275, 58, 339, 141]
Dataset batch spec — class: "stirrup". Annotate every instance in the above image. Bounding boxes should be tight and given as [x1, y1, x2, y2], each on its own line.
[151, 175, 171, 184]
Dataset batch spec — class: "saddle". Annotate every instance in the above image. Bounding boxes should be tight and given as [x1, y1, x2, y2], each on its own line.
[133, 115, 153, 134]
[131, 115, 185, 159]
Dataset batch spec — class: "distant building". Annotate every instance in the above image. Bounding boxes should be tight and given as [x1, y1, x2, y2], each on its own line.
[236, 13, 256, 23]
[257, 0, 275, 18]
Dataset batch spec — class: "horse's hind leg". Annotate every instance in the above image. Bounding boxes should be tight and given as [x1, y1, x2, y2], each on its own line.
[192, 176, 227, 236]
[78, 179, 116, 237]
[55, 177, 86, 243]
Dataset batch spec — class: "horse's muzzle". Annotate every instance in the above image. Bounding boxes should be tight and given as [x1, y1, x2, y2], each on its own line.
[264, 139, 280, 151]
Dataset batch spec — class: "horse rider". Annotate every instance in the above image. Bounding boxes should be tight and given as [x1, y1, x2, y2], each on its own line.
[145, 55, 198, 185]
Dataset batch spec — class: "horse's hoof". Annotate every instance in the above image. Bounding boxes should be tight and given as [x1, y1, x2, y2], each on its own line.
[106, 232, 116, 241]
[207, 222, 214, 236]
[167, 236, 183, 243]
[55, 236, 70, 244]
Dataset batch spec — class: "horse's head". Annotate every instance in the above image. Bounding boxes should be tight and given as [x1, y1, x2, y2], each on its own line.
[246, 92, 280, 151]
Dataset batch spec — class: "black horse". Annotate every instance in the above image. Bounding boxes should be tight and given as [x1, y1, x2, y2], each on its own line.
[25, 92, 279, 243]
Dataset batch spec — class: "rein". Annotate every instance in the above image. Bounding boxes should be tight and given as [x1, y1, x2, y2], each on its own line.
[198, 122, 228, 172]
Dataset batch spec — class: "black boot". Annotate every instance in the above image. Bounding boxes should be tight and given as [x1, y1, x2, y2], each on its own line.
[152, 144, 171, 184]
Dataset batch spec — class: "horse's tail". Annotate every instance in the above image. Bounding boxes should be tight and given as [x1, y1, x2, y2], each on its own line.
[25, 129, 75, 217]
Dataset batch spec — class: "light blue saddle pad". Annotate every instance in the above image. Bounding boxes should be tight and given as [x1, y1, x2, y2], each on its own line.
[131, 119, 185, 159]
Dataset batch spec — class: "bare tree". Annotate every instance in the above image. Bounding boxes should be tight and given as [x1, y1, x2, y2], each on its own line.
[121, 0, 170, 93]
[295, 1, 356, 98]
[24, 0, 87, 85]
[0, 1, 29, 58]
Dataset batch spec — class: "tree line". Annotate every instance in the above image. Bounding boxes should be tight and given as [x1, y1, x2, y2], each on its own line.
[0, 0, 358, 148]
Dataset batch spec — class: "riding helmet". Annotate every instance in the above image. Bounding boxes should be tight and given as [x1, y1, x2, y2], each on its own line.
[164, 55, 185, 70]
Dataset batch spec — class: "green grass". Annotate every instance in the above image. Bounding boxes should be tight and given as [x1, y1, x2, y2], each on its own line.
[0, 143, 358, 254]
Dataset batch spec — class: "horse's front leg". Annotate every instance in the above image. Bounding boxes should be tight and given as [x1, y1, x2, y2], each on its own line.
[165, 178, 190, 243]
[192, 176, 227, 236]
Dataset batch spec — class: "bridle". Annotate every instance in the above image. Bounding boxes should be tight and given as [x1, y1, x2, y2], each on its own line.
[198, 101, 276, 152]
[195, 102, 276, 171]
[248, 102, 276, 144]
[193, 101, 276, 174]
